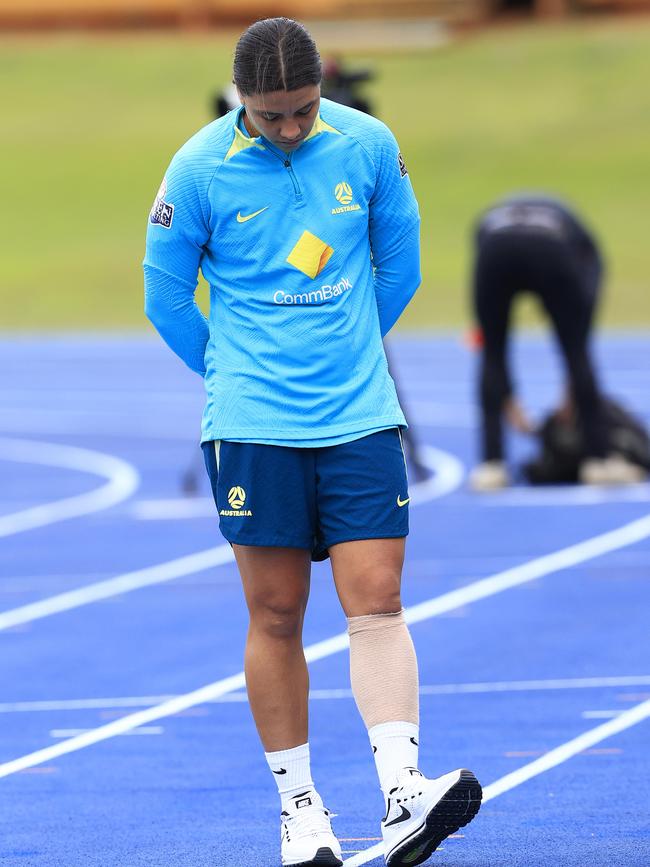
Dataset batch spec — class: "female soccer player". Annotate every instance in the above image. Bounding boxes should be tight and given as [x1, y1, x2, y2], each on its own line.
[144, 18, 481, 867]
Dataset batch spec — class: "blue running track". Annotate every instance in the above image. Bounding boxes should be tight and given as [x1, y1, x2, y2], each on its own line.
[0, 333, 649, 866]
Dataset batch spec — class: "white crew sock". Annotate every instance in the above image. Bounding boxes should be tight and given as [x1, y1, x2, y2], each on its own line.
[368, 720, 420, 799]
[264, 742, 317, 812]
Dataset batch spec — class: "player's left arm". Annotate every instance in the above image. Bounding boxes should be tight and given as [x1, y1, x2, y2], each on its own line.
[367, 124, 421, 337]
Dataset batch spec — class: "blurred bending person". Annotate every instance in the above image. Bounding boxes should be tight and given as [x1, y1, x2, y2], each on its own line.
[469, 193, 642, 491]
[144, 17, 481, 867]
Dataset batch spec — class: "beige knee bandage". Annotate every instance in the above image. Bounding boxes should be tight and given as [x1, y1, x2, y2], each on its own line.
[347, 610, 419, 729]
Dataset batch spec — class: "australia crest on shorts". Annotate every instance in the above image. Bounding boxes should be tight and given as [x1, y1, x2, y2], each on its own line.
[150, 177, 174, 229]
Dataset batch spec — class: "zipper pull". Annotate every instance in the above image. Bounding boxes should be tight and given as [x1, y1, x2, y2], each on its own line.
[284, 160, 291, 168]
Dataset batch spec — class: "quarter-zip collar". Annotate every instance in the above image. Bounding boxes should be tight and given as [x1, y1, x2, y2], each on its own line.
[231, 105, 334, 153]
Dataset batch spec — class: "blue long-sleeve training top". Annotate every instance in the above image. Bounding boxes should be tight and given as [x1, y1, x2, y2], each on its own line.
[144, 97, 421, 446]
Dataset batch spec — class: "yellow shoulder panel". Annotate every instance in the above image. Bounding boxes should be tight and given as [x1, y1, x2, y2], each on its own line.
[306, 115, 343, 142]
[224, 125, 266, 163]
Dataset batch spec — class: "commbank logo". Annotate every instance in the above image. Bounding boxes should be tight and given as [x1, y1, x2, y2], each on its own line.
[286, 230, 334, 279]
[273, 277, 352, 306]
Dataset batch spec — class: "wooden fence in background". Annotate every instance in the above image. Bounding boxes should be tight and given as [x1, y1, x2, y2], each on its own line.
[0, 0, 648, 29]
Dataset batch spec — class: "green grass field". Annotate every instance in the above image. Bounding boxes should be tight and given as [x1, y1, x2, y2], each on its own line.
[2, 18, 650, 330]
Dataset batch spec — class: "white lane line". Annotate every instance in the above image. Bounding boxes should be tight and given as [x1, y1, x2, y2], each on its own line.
[581, 711, 622, 719]
[0, 389, 200, 402]
[400, 513, 650, 630]
[479, 484, 650, 507]
[341, 699, 650, 866]
[0, 546, 236, 633]
[482, 698, 650, 801]
[289, 446, 640, 674]
[128, 444, 465, 520]
[0, 697, 178, 713]
[409, 446, 464, 504]
[406, 400, 475, 428]
[0, 410, 196, 440]
[132, 498, 217, 520]
[0, 438, 139, 538]
[0, 675, 247, 779]
[49, 727, 164, 738]
[0, 446, 463, 633]
[2, 676, 649, 713]
[1, 511, 649, 779]
[419, 675, 650, 695]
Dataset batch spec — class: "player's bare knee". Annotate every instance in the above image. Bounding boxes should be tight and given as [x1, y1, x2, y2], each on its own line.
[361, 589, 402, 617]
[250, 598, 306, 640]
[345, 578, 402, 618]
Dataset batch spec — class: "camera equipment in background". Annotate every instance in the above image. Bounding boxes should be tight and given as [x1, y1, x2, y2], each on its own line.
[212, 57, 375, 118]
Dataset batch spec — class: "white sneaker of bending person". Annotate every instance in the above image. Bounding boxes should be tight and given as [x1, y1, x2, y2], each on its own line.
[382, 768, 482, 867]
[280, 790, 343, 867]
[468, 460, 510, 492]
[579, 454, 646, 486]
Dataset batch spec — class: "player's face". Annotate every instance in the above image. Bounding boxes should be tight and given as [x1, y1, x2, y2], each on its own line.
[239, 85, 320, 152]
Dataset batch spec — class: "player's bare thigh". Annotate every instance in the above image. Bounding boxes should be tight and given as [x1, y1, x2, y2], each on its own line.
[233, 545, 312, 635]
[329, 537, 405, 617]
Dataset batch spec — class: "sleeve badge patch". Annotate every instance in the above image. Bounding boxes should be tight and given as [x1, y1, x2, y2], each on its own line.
[398, 152, 408, 178]
[149, 177, 175, 229]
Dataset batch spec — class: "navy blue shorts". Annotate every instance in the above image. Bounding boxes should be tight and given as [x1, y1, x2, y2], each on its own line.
[201, 428, 409, 561]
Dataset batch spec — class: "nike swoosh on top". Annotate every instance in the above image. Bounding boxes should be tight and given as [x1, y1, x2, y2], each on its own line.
[397, 495, 410, 507]
[384, 804, 412, 828]
[273, 768, 287, 775]
[237, 206, 269, 223]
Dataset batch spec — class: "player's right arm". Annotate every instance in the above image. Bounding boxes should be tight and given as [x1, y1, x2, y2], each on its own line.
[143, 150, 212, 376]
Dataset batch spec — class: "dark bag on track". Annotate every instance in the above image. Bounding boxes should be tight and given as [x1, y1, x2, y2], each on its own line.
[524, 397, 650, 484]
